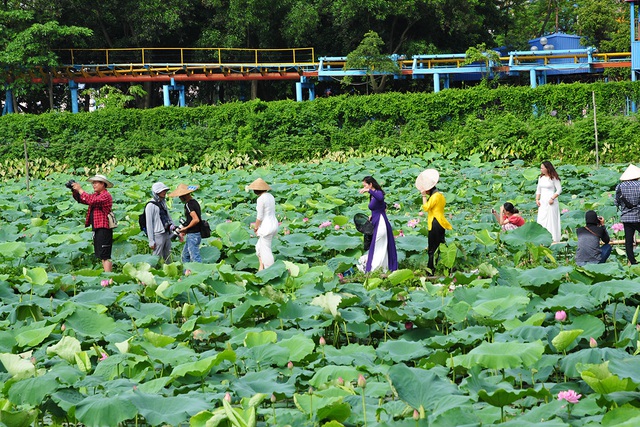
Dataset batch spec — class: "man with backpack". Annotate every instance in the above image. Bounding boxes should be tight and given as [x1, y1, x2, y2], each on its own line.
[145, 182, 175, 263]
[169, 183, 204, 263]
[615, 164, 640, 265]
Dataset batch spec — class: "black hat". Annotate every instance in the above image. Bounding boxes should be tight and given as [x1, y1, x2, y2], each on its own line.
[354, 213, 374, 235]
[585, 210, 599, 225]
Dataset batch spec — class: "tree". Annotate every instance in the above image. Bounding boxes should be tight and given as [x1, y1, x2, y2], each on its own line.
[342, 30, 400, 94]
[464, 43, 501, 85]
[0, 3, 92, 112]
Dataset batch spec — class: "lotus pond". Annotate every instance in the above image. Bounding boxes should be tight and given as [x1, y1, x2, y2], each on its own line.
[1, 154, 640, 426]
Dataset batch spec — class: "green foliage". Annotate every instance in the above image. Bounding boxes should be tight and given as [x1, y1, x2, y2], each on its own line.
[1, 82, 640, 176]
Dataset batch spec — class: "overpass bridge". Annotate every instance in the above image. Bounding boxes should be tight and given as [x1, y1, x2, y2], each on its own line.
[2, 45, 633, 113]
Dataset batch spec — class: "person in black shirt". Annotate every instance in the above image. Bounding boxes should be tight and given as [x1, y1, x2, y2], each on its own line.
[169, 184, 202, 263]
[575, 210, 611, 266]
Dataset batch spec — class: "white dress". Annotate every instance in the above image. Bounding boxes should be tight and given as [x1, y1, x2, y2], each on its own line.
[536, 176, 562, 242]
[255, 192, 278, 268]
[357, 219, 390, 272]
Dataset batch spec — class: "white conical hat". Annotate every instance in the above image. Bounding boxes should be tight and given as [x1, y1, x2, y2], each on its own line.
[415, 169, 439, 192]
[620, 164, 640, 181]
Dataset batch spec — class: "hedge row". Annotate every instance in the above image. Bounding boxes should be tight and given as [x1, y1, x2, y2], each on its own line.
[0, 81, 639, 168]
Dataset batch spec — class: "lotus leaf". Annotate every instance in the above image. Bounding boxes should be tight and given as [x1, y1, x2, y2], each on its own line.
[502, 222, 552, 247]
[552, 329, 584, 352]
[590, 279, 640, 302]
[46, 335, 81, 363]
[309, 365, 362, 387]
[7, 371, 60, 406]
[128, 392, 210, 426]
[13, 321, 54, 349]
[75, 394, 138, 427]
[579, 361, 638, 394]
[454, 341, 545, 370]
[232, 369, 296, 397]
[0, 242, 26, 259]
[376, 339, 431, 362]
[0, 353, 36, 379]
[388, 363, 461, 411]
[600, 405, 640, 427]
[277, 335, 316, 362]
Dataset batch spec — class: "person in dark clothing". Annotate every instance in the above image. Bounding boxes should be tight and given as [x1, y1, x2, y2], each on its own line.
[169, 183, 202, 263]
[575, 210, 611, 266]
[615, 164, 640, 264]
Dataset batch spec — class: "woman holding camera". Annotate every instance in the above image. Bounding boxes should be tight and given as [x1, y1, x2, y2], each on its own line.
[576, 210, 611, 266]
[492, 202, 524, 231]
[169, 183, 202, 263]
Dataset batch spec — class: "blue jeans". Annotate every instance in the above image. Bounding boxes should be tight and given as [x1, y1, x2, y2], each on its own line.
[182, 232, 202, 263]
[600, 243, 612, 264]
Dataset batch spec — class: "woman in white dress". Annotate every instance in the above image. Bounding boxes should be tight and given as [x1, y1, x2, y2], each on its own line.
[536, 161, 562, 242]
[249, 178, 278, 270]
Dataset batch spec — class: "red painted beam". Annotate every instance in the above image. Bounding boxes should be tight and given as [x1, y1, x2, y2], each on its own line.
[31, 72, 304, 84]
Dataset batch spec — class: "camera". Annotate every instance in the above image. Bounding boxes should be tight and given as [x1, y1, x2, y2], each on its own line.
[170, 219, 187, 240]
[65, 179, 76, 189]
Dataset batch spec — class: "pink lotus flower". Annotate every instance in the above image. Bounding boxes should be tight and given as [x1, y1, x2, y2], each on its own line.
[99, 353, 108, 361]
[612, 223, 624, 233]
[394, 203, 401, 209]
[319, 336, 326, 346]
[555, 310, 567, 322]
[303, 217, 309, 222]
[334, 225, 340, 230]
[284, 229, 290, 235]
[561, 208, 569, 214]
[557, 390, 581, 404]
[100, 279, 109, 287]
[224, 392, 232, 403]
[337, 377, 344, 386]
[184, 269, 192, 276]
[319, 221, 332, 229]
[398, 230, 405, 237]
[589, 337, 597, 348]
[407, 219, 419, 228]
[287, 361, 294, 370]
[418, 211, 424, 216]
[413, 409, 420, 420]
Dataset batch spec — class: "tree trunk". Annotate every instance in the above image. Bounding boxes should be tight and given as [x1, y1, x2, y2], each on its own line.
[251, 80, 258, 100]
[48, 73, 54, 111]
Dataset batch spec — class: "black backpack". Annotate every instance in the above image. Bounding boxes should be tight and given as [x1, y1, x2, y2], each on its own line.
[139, 201, 171, 236]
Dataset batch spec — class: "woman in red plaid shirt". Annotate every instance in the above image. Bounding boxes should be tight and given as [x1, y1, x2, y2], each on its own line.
[71, 174, 114, 272]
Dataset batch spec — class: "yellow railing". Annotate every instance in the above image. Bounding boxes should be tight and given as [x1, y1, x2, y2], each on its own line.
[57, 47, 316, 67]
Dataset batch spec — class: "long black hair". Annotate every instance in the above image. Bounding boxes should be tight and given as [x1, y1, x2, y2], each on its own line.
[363, 176, 384, 194]
[541, 161, 561, 181]
[503, 202, 519, 214]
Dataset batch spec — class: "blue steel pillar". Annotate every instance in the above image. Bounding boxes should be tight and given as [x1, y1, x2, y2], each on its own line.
[433, 73, 440, 93]
[2, 85, 14, 115]
[69, 80, 79, 113]
[529, 69, 537, 88]
[296, 76, 315, 101]
[163, 78, 186, 107]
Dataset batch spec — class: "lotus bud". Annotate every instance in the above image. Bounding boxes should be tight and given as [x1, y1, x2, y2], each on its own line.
[413, 409, 420, 420]
[555, 310, 567, 322]
[357, 374, 366, 389]
[184, 269, 192, 276]
[337, 377, 344, 386]
[270, 394, 277, 403]
[61, 324, 66, 332]
[224, 392, 231, 403]
[319, 336, 326, 346]
[308, 386, 314, 394]
[405, 321, 414, 330]
[287, 361, 294, 370]
[589, 337, 597, 348]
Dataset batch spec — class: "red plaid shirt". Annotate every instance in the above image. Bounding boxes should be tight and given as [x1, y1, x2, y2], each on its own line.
[73, 190, 113, 229]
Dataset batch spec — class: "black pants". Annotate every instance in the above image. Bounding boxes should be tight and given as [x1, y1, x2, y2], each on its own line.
[428, 218, 446, 271]
[623, 222, 640, 264]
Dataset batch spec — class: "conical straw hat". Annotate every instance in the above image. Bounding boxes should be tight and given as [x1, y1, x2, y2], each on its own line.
[168, 183, 199, 197]
[620, 164, 640, 181]
[247, 178, 271, 191]
[415, 169, 439, 192]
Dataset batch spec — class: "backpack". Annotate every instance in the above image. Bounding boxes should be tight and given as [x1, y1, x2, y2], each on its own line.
[139, 201, 171, 236]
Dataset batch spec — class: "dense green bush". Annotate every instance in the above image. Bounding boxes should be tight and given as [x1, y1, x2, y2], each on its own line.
[1, 81, 639, 169]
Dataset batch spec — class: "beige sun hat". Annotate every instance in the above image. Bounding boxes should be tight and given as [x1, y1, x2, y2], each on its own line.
[247, 178, 272, 191]
[168, 183, 199, 197]
[620, 164, 640, 181]
[415, 169, 440, 192]
[87, 174, 114, 188]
